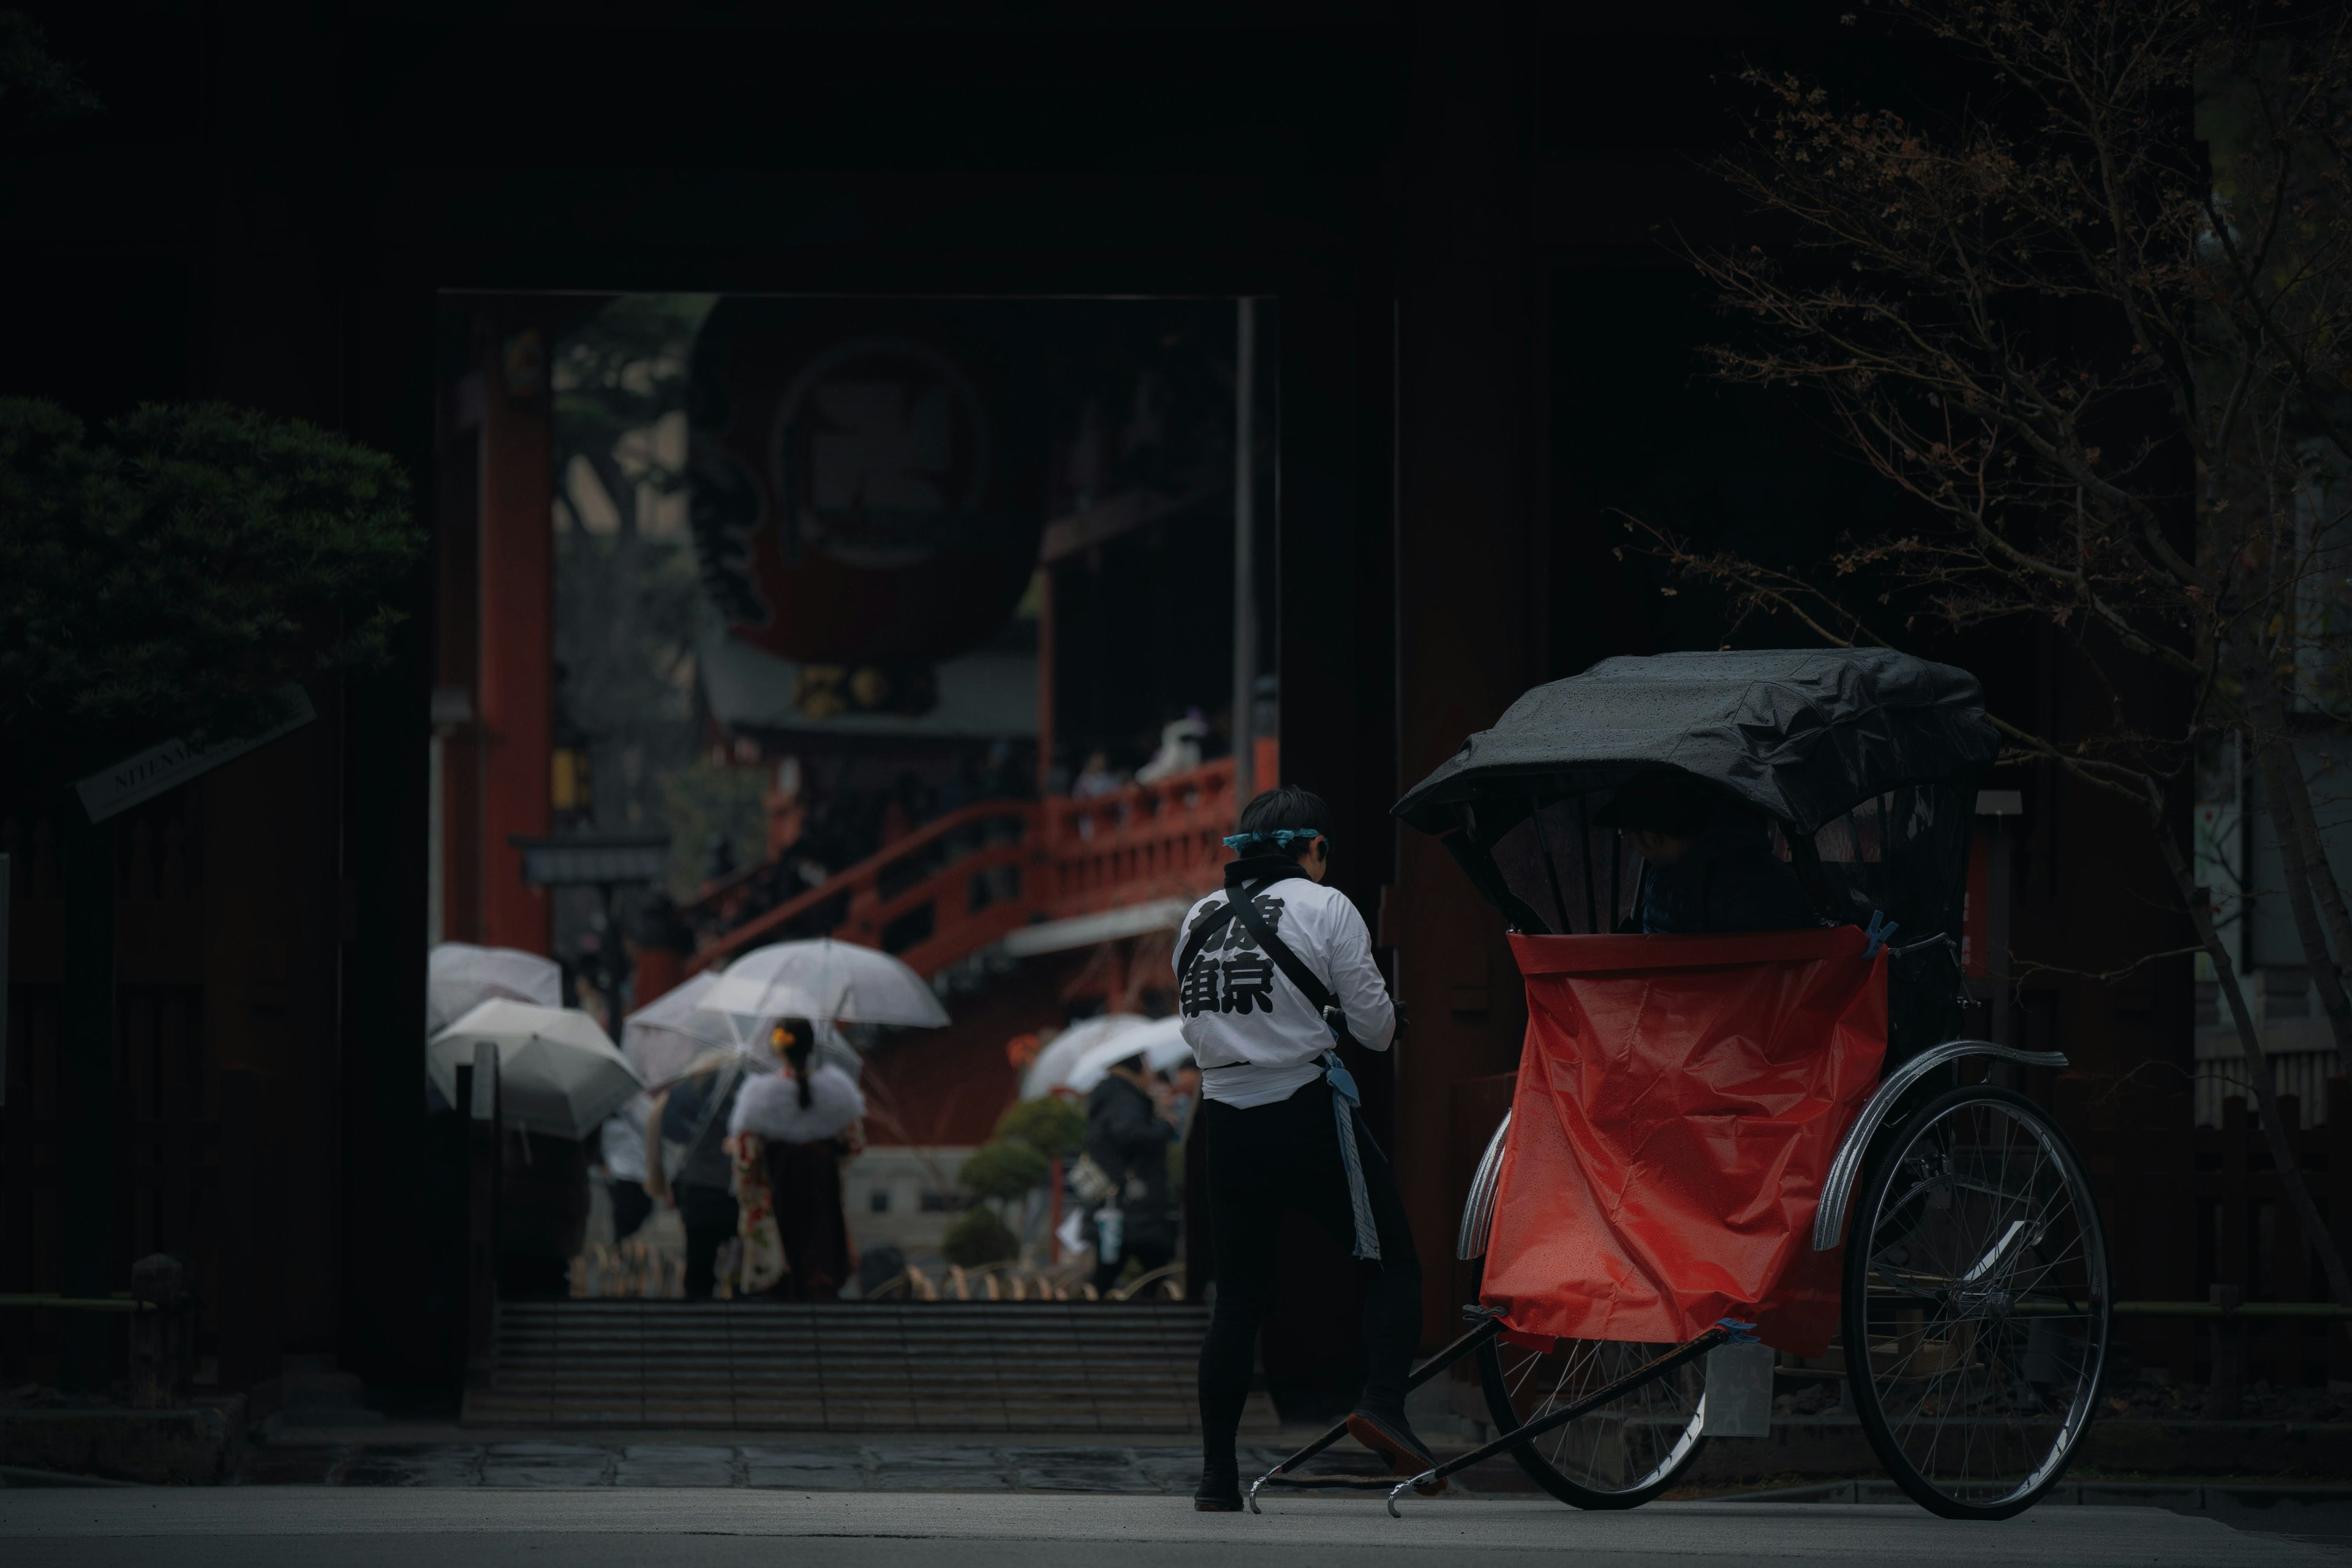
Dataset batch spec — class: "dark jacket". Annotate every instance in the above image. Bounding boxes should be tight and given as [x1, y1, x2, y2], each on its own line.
[1085, 1071, 1178, 1242]
[1641, 812, 1823, 935]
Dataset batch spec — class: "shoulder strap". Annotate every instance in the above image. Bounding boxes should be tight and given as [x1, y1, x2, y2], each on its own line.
[1175, 900, 1241, 981]
[1227, 885, 1362, 1050]
[1227, 890, 1333, 1012]
[1175, 856, 1313, 981]
[1179, 860, 1360, 1049]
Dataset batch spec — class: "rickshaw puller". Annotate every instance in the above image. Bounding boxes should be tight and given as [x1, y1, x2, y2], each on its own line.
[1177, 785, 1424, 1512]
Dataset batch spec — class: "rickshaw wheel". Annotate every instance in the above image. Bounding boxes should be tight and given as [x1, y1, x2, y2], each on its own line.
[1475, 1336, 1708, 1508]
[1842, 1084, 2110, 1521]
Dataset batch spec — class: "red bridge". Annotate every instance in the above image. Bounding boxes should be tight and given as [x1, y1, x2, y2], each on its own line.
[679, 758, 1239, 982]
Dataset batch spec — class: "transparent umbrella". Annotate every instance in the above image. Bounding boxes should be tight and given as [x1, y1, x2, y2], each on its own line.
[620, 971, 741, 1086]
[1061, 1015, 1194, 1096]
[625, 971, 862, 1085]
[703, 939, 950, 1031]
[1019, 1014, 1150, 1101]
[427, 941, 560, 1036]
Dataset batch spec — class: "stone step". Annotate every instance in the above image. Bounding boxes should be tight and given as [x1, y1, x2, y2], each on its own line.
[463, 1300, 1268, 1434]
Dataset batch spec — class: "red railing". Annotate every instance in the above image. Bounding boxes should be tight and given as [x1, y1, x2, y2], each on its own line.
[1044, 759, 1235, 919]
[681, 758, 1237, 982]
[685, 797, 1038, 974]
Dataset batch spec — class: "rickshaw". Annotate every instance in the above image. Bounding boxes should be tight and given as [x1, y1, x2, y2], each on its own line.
[1248, 649, 2107, 1521]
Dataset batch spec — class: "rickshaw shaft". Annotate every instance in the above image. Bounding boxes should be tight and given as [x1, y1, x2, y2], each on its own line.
[1387, 1324, 1732, 1511]
[1248, 1315, 1506, 1501]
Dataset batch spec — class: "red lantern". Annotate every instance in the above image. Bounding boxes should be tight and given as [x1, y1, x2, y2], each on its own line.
[689, 301, 1045, 666]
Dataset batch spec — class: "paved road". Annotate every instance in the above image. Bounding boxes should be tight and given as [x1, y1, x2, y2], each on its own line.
[3, 1488, 2343, 1567]
[232, 1438, 1319, 1490]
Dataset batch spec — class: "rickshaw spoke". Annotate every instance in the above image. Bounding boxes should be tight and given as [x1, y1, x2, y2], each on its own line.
[1956, 1218, 2035, 1285]
[1477, 1332, 1709, 1505]
[1846, 1085, 2109, 1517]
[2000, 1251, 2086, 1313]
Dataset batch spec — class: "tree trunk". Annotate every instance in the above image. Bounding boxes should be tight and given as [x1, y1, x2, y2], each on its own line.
[2244, 655, 2352, 1080]
[2143, 774, 2352, 1307]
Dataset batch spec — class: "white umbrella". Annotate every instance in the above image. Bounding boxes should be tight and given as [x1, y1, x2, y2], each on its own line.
[703, 938, 950, 1030]
[620, 971, 741, 1086]
[426, 942, 560, 1036]
[1063, 1015, 1194, 1096]
[428, 998, 643, 1139]
[623, 972, 864, 1085]
[1019, 1013, 1149, 1100]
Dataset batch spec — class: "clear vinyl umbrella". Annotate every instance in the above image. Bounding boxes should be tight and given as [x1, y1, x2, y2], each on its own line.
[624, 970, 862, 1085]
[703, 938, 950, 1032]
[426, 941, 561, 1036]
[1019, 1013, 1150, 1100]
[620, 971, 741, 1086]
[1061, 1014, 1194, 1096]
[427, 998, 644, 1139]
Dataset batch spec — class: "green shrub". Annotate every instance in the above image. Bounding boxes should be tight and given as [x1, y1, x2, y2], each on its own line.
[0, 398, 420, 787]
[994, 1096, 1085, 1161]
[940, 1205, 1019, 1267]
[957, 1137, 1049, 1205]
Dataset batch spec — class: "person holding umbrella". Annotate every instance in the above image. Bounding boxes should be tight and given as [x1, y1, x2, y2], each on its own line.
[679, 940, 943, 1298]
[646, 1047, 750, 1300]
[425, 998, 644, 1297]
[729, 1018, 866, 1301]
[1080, 1049, 1180, 1296]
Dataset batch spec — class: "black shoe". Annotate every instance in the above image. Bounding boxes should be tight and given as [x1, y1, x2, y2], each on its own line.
[1194, 1459, 1243, 1512]
[1347, 1404, 1446, 1493]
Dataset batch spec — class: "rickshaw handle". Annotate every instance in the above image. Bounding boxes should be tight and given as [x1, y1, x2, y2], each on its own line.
[1384, 1325, 1735, 1517]
[1810, 1039, 2070, 1253]
[1246, 1314, 1506, 1511]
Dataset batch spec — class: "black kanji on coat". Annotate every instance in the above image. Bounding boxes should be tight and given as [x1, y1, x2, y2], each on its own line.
[1179, 958, 1222, 1017]
[1182, 893, 1289, 1017]
[1220, 949, 1277, 1013]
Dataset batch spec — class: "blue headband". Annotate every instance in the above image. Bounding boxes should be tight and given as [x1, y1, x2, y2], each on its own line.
[1223, 828, 1325, 852]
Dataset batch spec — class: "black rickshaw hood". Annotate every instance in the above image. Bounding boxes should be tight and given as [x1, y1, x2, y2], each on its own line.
[1392, 648, 1999, 838]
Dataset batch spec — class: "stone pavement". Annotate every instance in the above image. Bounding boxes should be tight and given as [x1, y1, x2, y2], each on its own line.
[2, 1488, 2342, 1567]
[237, 1438, 1333, 1492]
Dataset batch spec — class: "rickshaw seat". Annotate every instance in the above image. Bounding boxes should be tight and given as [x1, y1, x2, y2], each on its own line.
[1480, 926, 1885, 1359]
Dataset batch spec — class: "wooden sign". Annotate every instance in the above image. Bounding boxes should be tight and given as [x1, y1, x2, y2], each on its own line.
[75, 685, 317, 824]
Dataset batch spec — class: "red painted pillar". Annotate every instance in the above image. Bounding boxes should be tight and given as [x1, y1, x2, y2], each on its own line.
[632, 946, 684, 1011]
[478, 325, 554, 955]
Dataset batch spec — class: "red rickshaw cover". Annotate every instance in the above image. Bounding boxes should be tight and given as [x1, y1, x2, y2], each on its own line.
[1480, 928, 1887, 1358]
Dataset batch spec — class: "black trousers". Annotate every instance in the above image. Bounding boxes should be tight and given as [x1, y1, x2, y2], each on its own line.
[675, 1183, 739, 1301]
[1196, 1080, 1421, 1468]
[1092, 1234, 1175, 1296]
[609, 1178, 654, 1243]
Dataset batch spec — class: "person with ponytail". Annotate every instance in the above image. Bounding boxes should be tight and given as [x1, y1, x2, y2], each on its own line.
[727, 1016, 865, 1300]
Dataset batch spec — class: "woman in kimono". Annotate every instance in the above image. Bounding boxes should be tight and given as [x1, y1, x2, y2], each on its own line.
[728, 1018, 865, 1301]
